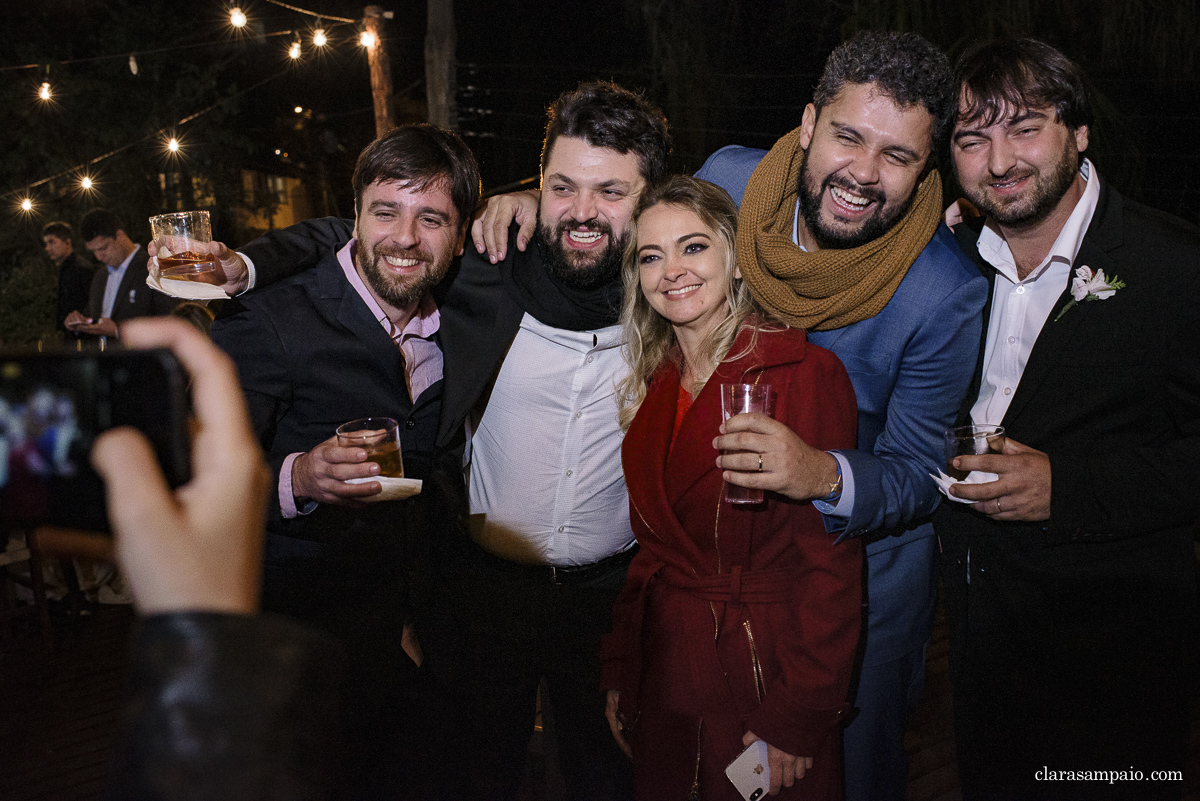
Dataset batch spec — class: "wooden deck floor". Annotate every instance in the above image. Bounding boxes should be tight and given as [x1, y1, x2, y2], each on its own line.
[0, 595, 1196, 800]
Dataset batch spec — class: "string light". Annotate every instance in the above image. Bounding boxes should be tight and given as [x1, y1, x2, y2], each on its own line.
[38, 82, 51, 101]
[288, 41, 301, 59]
[20, 199, 33, 212]
[80, 176, 93, 190]
[294, 105, 303, 114]
[312, 28, 327, 47]
[360, 31, 376, 48]
[167, 137, 180, 152]
[230, 7, 247, 27]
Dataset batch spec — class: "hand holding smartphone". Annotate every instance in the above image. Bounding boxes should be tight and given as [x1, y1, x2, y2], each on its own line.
[726, 739, 770, 801]
[0, 347, 191, 532]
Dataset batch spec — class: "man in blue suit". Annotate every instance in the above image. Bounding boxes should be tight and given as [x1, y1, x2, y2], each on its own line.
[696, 32, 987, 800]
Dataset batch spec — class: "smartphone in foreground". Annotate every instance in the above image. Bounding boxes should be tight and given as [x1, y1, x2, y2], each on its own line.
[726, 739, 770, 801]
[0, 349, 191, 533]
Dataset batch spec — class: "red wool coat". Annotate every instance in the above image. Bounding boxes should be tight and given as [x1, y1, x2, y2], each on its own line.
[601, 327, 862, 801]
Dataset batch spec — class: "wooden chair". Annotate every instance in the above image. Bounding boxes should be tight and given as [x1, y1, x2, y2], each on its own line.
[0, 529, 54, 651]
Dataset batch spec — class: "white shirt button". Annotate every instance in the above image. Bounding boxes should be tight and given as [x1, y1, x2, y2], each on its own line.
[566, 469, 573, 477]
[557, 525, 565, 533]
[575, 411, 582, 419]
[587, 355, 594, 363]
[1004, 387, 1012, 395]
[1007, 336, 1016, 344]
[1016, 286, 1026, 295]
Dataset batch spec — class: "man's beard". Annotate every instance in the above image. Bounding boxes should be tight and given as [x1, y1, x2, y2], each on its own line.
[797, 151, 915, 250]
[536, 218, 627, 291]
[356, 237, 449, 311]
[964, 137, 1079, 228]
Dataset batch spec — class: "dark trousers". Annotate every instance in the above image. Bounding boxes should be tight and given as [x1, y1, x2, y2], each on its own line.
[940, 530, 1198, 801]
[418, 537, 636, 801]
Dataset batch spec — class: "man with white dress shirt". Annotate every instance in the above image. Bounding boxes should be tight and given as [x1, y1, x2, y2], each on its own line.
[65, 209, 179, 340]
[936, 38, 1200, 800]
[218, 82, 668, 800]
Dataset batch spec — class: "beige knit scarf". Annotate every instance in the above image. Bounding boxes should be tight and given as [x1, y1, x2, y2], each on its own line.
[734, 125, 943, 331]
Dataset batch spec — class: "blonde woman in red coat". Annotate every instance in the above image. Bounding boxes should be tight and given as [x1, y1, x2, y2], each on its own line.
[601, 175, 861, 800]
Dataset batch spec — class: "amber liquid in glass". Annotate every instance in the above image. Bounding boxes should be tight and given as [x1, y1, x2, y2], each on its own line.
[365, 441, 404, 477]
[159, 251, 218, 282]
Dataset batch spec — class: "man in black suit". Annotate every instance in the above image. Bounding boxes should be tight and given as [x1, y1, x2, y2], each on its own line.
[41, 221, 96, 335]
[64, 209, 179, 340]
[935, 39, 1200, 800]
[210, 124, 481, 797]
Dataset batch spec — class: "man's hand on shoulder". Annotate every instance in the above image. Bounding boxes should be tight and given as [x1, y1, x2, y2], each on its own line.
[290, 434, 384, 506]
[148, 240, 251, 297]
[949, 437, 1052, 521]
[470, 189, 539, 263]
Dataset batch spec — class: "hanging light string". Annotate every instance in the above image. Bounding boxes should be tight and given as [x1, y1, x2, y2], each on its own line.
[6, 67, 291, 203]
[262, 0, 355, 23]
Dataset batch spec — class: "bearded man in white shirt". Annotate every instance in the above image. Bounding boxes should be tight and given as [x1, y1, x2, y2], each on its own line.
[935, 38, 1200, 801]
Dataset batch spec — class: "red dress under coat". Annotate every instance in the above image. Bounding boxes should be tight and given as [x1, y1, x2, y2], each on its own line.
[601, 327, 861, 800]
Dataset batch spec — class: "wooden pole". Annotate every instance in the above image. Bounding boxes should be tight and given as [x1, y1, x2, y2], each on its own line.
[364, 5, 395, 137]
[425, 0, 457, 130]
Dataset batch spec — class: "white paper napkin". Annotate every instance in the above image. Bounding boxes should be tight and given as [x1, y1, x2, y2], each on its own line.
[344, 476, 423, 502]
[929, 469, 999, 504]
[145, 271, 228, 301]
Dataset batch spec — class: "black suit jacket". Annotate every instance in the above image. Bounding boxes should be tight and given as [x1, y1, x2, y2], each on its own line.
[939, 182, 1200, 552]
[56, 252, 96, 332]
[84, 246, 180, 322]
[241, 218, 529, 451]
[212, 245, 442, 536]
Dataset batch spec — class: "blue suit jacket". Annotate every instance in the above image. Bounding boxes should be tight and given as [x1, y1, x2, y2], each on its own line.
[697, 145, 987, 662]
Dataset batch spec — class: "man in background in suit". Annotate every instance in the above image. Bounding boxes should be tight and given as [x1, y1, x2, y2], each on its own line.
[41, 221, 95, 335]
[64, 208, 178, 340]
[210, 123, 480, 798]
[937, 38, 1200, 800]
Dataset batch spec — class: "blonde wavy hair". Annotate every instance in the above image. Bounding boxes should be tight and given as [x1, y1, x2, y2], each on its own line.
[616, 175, 764, 431]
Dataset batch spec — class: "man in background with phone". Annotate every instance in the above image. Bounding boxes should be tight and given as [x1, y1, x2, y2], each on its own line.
[64, 209, 179, 340]
[209, 123, 479, 798]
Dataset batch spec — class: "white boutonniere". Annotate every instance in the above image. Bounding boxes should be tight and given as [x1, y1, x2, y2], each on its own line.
[1053, 265, 1125, 322]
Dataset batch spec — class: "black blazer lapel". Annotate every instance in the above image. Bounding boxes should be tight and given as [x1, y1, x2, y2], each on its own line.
[1002, 184, 1122, 428]
[436, 253, 526, 446]
[317, 256, 408, 399]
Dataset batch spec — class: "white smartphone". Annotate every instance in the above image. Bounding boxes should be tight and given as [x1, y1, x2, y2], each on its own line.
[725, 739, 770, 801]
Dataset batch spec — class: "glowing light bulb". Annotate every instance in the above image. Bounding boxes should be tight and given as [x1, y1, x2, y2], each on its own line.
[360, 31, 377, 48]
[313, 28, 327, 47]
[81, 176, 93, 190]
[230, 8, 247, 27]
[288, 41, 301, 59]
[294, 106, 303, 114]
[167, 138, 180, 152]
[39, 82, 51, 101]
[20, 199, 33, 211]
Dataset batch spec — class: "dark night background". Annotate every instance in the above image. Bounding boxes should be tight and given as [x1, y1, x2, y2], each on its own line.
[1, 0, 1197, 344]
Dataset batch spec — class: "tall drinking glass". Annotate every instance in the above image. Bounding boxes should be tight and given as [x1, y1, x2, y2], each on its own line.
[720, 383, 775, 504]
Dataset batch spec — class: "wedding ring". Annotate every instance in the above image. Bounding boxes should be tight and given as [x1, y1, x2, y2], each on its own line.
[757, 453, 763, 472]
[994, 497, 1003, 514]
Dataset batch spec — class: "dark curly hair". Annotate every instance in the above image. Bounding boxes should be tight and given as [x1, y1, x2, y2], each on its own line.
[813, 30, 955, 148]
[353, 123, 481, 230]
[540, 81, 672, 183]
[955, 38, 1092, 132]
